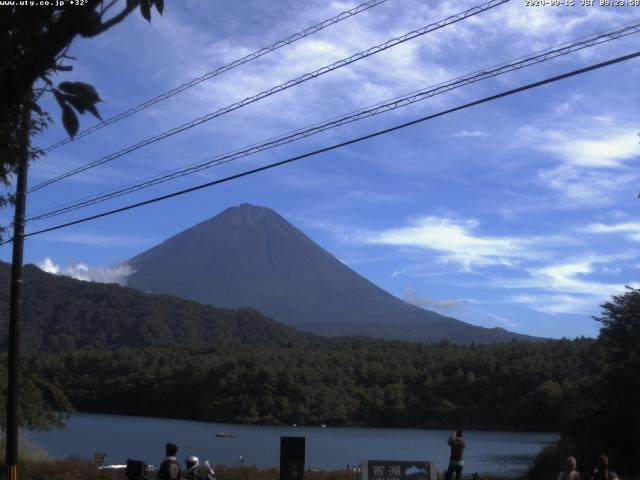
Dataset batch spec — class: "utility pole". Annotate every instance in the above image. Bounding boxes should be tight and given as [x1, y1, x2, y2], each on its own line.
[5, 97, 31, 480]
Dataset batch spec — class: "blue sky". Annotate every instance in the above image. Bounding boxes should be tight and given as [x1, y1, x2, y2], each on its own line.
[2, 0, 640, 339]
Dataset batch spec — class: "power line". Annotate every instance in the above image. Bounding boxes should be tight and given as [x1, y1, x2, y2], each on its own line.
[28, 0, 509, 194]
[42, 0, 390, 153]
[4, 49, 637, 246]
[24, 19, 640, 223]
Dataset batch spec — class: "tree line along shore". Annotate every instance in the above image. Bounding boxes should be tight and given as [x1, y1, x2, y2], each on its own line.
[1, 288, 638, 480]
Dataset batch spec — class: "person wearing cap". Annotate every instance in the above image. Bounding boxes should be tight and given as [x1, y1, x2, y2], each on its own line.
[185, 455, 217, 480]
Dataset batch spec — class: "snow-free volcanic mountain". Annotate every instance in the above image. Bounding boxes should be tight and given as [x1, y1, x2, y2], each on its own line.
[126, 204, 535, 343]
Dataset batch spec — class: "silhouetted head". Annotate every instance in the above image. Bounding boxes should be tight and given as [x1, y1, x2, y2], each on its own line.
[566, 457, 577, 472]
[166, 443, 178, 457]
[456, 429, 463, 437]
[598, 455, 609, 471]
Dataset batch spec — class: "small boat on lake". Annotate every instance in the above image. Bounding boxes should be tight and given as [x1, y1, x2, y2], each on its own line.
[216, 432, 236, 438]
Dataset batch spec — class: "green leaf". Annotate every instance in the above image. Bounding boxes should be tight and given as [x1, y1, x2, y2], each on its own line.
[154, 0, 164, 15]
[52, 89, 66, 108]
[63, 94, 86, 114]
[140, 0, 151, 22]
[85, 104, 102, 121]
[61, 104, 79, 138]
[58, 82, 101, 104]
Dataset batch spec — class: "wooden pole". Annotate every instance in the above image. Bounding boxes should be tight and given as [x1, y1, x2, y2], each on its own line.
[5, 97, 31, 480]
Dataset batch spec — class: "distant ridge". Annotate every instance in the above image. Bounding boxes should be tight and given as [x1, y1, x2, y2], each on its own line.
[126, 203, 539, 343]
[0, 261, 320, 352]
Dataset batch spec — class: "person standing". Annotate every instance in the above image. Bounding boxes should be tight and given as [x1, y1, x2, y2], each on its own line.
[445, 429, 466, 480]
[558, 456, 581, 480]
[591, 455, 619, 480]
[159, 442, 181, 480]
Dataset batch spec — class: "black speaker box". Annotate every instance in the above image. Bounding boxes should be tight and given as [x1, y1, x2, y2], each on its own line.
[125, 459, 145, 480]
[280, 436, 305, 480]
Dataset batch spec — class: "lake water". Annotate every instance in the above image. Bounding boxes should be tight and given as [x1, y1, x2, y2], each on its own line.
[28, 414, 557, 476]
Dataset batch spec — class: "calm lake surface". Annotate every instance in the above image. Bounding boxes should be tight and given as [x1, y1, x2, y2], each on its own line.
[28, 414, 557, 476]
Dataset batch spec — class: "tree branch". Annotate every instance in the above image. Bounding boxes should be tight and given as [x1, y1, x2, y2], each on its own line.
[86, 0, 140, 37]
[0, 0, 102, 116]
[101, 0, 119, 16]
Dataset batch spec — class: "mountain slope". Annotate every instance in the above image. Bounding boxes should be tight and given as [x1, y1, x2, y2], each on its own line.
[0, 261, 320, 352]
[126, 204, 537, 343]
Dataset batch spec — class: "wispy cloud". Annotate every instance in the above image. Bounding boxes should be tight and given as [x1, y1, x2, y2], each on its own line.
[507, 293, 599, 316]
[319, 211, 637, 319]
[497, 254, 638, 315]
[355, 215, 546, 271]
[37, 257, 134, 285]
[451, 130, 487, 138]
[536, 164, 639, 207]
[524, 127, 639, 169]
[403, 284, 467, 311]
[528, 257, 630, 297]
[513, 116, 640, 207]
[582, 221, 640, 242]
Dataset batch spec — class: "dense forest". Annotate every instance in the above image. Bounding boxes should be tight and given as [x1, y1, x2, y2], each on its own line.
[0, 263, 320, 351]
[24, 338, 598, 431]
[0, 262, 533, 348]
[1, 262, 637, 476]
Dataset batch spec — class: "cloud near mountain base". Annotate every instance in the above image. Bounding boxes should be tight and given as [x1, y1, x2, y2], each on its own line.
[37, 257, 134, 285]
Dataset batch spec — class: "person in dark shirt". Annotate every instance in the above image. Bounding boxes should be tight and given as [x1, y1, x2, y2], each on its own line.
[158, 442, 181, 480]
[591, 455, 619, 480]
[445, 429, 466, 480]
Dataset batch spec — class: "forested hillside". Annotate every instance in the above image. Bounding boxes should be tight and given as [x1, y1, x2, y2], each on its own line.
[0, 262, 320, 351]
[26, 338, 598, 431]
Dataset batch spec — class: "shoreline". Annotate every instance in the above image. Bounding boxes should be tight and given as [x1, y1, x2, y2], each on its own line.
[65, 410, 561, 434]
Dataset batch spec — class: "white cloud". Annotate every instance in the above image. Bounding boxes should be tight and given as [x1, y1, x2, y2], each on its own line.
[500, 3, 609, 39]
[38, 257, 60, 275]
[515, 115, 640, 207]
[314, 209, 637, 320]
[451, 130, 487, 138]
[530, 128, 639, 169]
[499, 254, 638, 315]
[582, 221, 640, 242]
[356, 215, 543, 270]
[529, 258, 625, 297]
[537, 164, 639, 207]
[508, 293, 598, 316]
[37, 257, 134, 285]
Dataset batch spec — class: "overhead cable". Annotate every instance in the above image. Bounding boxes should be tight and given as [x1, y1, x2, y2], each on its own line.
[25, 20, 640, 223]
[42, 0, 390, 153]
[28, 0, 509, 193]
[4, 49, 637, 245]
